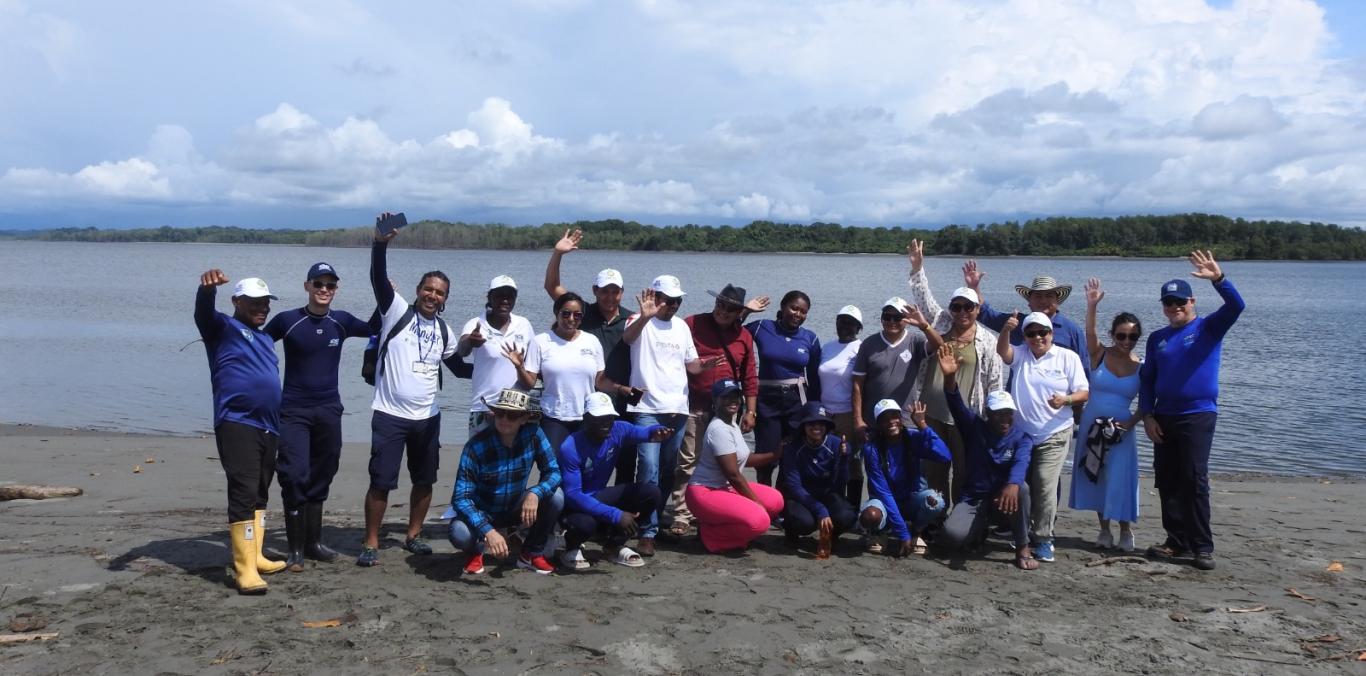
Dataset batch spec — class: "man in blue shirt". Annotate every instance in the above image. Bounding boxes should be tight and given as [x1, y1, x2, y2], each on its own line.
[964, 267, 1090, 372]
[194, 269, 285, 594]
[556, 392, 670, 570]
[1138, 251, 1245, 571]
[264, 262, 374, 571]
[934, 345, 1037, 570]
[447, 389, 564, 575]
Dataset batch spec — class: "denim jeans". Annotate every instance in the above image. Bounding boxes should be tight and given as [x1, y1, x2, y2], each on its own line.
[448, 489, 565, 556]
[861, 487, 946, 538]
[631, 412, 687, 538]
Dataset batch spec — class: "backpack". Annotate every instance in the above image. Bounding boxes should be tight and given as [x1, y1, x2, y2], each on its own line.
[361, 306, 472, 387]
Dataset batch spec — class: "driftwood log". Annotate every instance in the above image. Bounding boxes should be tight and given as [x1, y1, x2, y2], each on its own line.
[0, 632, 60, 644]
[0, 485, 83, 501]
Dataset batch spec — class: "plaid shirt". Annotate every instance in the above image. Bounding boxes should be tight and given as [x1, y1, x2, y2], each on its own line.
[451, 424, 561, 535]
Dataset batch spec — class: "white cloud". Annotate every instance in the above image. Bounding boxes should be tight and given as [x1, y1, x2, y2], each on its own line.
[1191, 95, 1288, 139]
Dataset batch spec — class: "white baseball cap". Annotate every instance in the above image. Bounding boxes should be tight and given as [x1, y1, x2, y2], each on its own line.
[232, 278, 277, 300]
[583, 392, 618, 418]
[651, 274, 686, 297]
[1023, 311, 1052, 330]
[836, 305, 863, 324]
[872, 399, 903, 421]
[950, 287, 980, 304]
[882, 297, 910, 314]
[594, 269, 624, 289]
[489, 275, 517, 291]
[986, 391, 1017, 411]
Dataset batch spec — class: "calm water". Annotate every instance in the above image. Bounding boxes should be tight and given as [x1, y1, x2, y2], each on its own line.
[2, 240, 1363, 476]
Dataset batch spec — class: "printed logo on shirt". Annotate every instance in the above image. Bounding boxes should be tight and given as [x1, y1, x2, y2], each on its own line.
[1183, 332, 1197, 346]
[328, 338, 340, 347]
[1157, 339, 1169, 351]
[797, 347, 807, 354]
[583, 457, 594, 472]
[239, 328, 253, 341]
[899, 350, 912, 363]
[654, 340, 683, 353]
[580, 348, 596, 357]
[316, 328, 324, 335]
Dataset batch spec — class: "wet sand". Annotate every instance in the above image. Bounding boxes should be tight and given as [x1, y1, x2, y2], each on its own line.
[2, 423, 1364, 674]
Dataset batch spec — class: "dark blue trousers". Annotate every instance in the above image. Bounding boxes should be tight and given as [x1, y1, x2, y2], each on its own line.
[1153, 412, 1217, 555]
[277, 402, 344, 508]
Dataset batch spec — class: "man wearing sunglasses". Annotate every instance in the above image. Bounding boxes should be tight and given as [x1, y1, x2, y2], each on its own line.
[1138, 251, 1244, 571]
[264, 262, 376, 571]
[851, 297, 944, 440]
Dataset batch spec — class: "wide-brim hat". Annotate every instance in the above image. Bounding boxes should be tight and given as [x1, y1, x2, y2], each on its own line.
[1015, 276, 1071, 304]
[706, 283, 747, 307]
[484, 388, 532, 413]
[794, 402, 835, 430]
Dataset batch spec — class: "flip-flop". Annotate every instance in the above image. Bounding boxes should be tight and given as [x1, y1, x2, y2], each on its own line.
[612, 546, 646, 568]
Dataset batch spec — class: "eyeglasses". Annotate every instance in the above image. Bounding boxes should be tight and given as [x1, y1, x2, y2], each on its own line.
[1162, 297, 1189, 308]
[880, 313, 904, 322]
[1113, 332, 1140, 341]
[559, 310, 583, 319]
[659, 296, 683, 306]
[1023, 329, 1052, 339]
[948, 302, 976, 312]
[311, 281, 338, 290]
[492, 409, 527, 420]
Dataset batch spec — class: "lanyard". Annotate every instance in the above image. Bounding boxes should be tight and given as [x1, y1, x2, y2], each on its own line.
[416, 316, 439, 363]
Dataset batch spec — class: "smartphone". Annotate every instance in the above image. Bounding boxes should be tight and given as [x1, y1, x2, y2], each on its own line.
[628, 387, 645, 406]
[376, 212, 408, 235]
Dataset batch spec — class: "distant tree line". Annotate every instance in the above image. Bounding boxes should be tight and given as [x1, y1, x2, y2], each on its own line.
[8, 213, 1366, 260]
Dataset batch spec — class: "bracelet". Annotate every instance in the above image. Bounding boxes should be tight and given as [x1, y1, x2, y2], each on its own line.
[1213, 274, 1226, 284]
[1065, 394, 1072, 406]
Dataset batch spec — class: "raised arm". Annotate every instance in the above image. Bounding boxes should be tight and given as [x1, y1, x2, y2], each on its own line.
[1083, 277, 1104, 370]
[195, 269, 229, 340]
[996, 313, 1020, 365]
[543, 228, 581, 301]
[906, 239, 950, 333]
[1190, 250, 1245, 338]
[370, 217, 399, 313]
[622, 289, 658, 345]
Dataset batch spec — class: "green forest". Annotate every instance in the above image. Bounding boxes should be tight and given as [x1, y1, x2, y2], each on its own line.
[9, 213, 1366, 260]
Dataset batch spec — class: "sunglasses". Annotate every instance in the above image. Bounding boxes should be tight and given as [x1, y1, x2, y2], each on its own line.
[948, 302, 976, 312]
[1024, 329, 1052, 339]
[492, 409, 528, 420]
[1162, 297, 1189, 308]
[659, 296, 683, 306]
[1113, 332, 1140, 342]
[880, 313, 904, 322]
[559, 310, 583, 319]
[311, 281, 338, 290]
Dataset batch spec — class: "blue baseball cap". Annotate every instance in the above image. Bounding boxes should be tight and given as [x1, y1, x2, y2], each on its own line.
[1159, 279, 1193, 300]
[711, 379, 742, 399]
[307, 262, 340, 281]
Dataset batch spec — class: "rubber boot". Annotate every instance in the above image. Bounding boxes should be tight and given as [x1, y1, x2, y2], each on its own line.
[304, 502, 339, 562]
[284, 508, 307, 572]
[254, 510, 286, 575]
[229, 520, 268, 595]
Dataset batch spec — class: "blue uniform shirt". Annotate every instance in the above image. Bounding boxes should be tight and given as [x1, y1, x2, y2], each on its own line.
[745, 319, 823, 401]
[558, 421, 664, 523]
[945, 389, 1033, 501]
[194, 286, 281, 434]
[1140, 278, 1245, 415]
[778, 433, 850, 519]
[863, 426, 951, 541]
[265, 307, 374, 407]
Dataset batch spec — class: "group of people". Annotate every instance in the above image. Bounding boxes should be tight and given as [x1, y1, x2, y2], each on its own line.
[196, 212, 1244, 594]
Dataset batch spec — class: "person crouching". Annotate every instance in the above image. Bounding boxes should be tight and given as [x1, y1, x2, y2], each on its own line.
[778, 402, 857, 552]
[858, 399, 951, 557]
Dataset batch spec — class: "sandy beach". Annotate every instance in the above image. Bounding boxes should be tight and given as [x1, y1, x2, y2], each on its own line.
[2, 422, 1364, 675]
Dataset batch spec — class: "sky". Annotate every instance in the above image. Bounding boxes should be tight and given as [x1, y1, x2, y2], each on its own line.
[2, 0, 1365, 229]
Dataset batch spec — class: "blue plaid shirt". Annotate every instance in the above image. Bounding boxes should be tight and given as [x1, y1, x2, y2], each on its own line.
[451, 424, 561, 535]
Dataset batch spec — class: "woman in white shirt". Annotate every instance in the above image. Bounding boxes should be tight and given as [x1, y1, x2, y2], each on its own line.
[504, 292, 609, 454]
[817, 304, 865, 504]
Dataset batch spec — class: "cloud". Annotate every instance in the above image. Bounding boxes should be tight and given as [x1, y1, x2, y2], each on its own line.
[1191, 95, 1288, 139]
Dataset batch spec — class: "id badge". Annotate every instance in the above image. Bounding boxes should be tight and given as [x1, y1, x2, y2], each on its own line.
[413, 360, 435, 374]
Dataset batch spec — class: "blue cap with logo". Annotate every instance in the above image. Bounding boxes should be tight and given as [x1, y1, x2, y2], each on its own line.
[711, 379, 742, 399]
[307, 262, 340, 281]
[1159, 279, 1193, 300]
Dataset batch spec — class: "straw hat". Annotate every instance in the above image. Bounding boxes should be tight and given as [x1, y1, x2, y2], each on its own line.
[1015, 276, 1072, 304]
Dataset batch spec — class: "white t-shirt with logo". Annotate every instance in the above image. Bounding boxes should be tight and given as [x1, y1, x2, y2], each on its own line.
[626, 315, 698, 415]
[372, 292, 459, 421]
[461, 313, 539, 413]
[1008, 344, 1089, 441]
[527, 330, 605, 421]
[817, 338, 862, 414]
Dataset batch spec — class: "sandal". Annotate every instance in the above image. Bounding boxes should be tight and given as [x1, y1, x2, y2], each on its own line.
[1015, 554, 1039, 571]
[666, 522, 693, 538]
[611, 546, 646, 568]
[558, 547, 590, 571]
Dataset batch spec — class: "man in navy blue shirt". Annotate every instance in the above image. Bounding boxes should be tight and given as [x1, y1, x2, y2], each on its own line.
[195, 269, 285, 594]
[963, 266, 1089, 372]
[264, 262, 374, 571]
[1138, 251, 1244, 571]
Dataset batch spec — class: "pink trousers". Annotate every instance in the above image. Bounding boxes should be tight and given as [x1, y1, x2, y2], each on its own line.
[684, 483, 784, 553]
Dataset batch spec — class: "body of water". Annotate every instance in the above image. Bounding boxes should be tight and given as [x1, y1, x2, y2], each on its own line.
[2, 240, 1362, 476]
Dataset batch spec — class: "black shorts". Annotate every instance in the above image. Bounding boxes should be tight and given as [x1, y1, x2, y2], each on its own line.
[368, 410, 441, 491]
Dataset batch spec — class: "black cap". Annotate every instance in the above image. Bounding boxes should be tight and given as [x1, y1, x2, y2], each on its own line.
[307, 262, 340, 281]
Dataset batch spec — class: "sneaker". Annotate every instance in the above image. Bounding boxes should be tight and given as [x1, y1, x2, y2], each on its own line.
[1034, 541, 1055, 562]
[356, 545, 379, 567]
[1095, 529, 1114, 550]
[402, 536, 433, 555]
[1118, 531, 1135, 553]
[517, 552, 555, 575]
[1192, 552, 1217, 571]
[463, 553, 485, 575]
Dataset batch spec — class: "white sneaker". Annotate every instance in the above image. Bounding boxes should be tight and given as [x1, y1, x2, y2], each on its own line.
[1118, 531, 1135, 553]
[1095, 529, 1115, 550]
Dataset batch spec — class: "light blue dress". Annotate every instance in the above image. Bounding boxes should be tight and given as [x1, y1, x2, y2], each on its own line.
[1068, 353, 1140, 522]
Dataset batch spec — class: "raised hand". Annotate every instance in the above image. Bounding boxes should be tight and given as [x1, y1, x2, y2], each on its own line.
[962, 259, 985, 289]
[466, 322, 487, 348]
[374, 212, 401, 242]
[1189, 250, 1223, 281]
[636, 288, 659, 318]
[907, 239, 925, 273]
[745, 295, 770, 314]
[1002, 311, 1021, 334]
[905, 305, 929, 329]
[555, 228, 583, 254]
[936, 344, 960, 377]
[908, 400, 928, 430]
[200, 269, 229, 287]
[1085, 277, 1104, 307]
[501, 342, 525, 370]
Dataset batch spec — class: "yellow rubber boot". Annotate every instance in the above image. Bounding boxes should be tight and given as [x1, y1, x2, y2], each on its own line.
[230, 520, 268, 594]
[255, 510, 286, 575]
